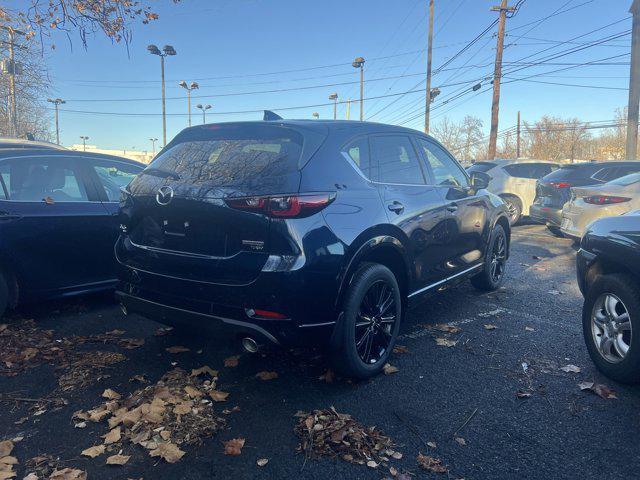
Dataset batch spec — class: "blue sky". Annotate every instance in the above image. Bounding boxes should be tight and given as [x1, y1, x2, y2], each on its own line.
[13, 0, 633, 150]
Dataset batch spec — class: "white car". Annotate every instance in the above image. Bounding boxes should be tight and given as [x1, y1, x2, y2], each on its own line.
[467, 159, 560, 224]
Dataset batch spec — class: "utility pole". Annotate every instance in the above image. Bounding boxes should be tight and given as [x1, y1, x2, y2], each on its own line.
[627, 0, 640, 160]
[352, 57, 365, 121]
[47, 98, 65, 145]
[516, 111, 521, 158]
[329, 93, 338, 120]
[346, 99, 351, 120]
[424, 0, 435, 134]
[488, 0, 514, 159]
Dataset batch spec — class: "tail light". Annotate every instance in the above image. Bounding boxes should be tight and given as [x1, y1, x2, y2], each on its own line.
[583, 195, 631, 205]
[550, 182, 571, 188]
[225, 193, 336, 218]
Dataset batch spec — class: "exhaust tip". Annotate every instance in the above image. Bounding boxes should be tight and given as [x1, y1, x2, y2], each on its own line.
[120, 303, 128, 316]
[241, 337, 259, 354]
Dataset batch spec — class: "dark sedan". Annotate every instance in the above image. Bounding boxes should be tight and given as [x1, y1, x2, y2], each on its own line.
[0, 149, 144, 317]
[531, 161, 640, 236]
[577, 212, 640, 383]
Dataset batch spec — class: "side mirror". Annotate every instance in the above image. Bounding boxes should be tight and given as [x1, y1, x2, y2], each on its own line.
[471, 172, 490, 190]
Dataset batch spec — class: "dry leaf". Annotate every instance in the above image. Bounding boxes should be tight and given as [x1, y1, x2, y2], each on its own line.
[560, 364, 581, 373]
[49, 468, 87, 480]
[150, 442, 185, 464]
[257, 458, 269, 467]
[190, 366, 218, 377]
[223, 438, 245, 456]
[103, 426, 121, 445]
[184, 386, 203, 398]
[155, 326, 173, 336]
[366, 460, 378, 468]
[516, 390, 532, 399]
[319, 369, 335, 383]
[255, 371, 278, 381]
[81, 445, 105, 458]
[433, 324, 461, 334]
[383, 363, 399, 375]
[23, 474, 37, 480]
[455, 437, 466, 446]
[524, 326, 535, 332]
[483, 324, 497, 330]
[393, 345, 409, 354]
[106, 454, 130, 465]
[427, 441, 437, 449]
[210, 391, 230, 402]
[102, 389, 121, 400]
[579, 381, 617, 399]
[224, 355, 240, 367]
[0, 442, 12, 458]
[435, 337, 457, 347]
[417, 453, 447, 473]
[166, 346, 190, 354]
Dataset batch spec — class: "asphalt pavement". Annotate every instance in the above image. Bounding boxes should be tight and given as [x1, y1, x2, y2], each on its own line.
[2, 223, 640, 480]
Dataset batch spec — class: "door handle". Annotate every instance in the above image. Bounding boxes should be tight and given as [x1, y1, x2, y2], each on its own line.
[387, 201, 404, 214]
[446, 203, 458, 213]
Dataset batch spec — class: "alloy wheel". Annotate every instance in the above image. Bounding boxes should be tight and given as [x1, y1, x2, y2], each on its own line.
[354, 280, 398, 365]
[490, 233, 506, 283]
[591, 293, 632, 363]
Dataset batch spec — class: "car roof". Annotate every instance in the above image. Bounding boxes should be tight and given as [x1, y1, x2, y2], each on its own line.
[0, 137, 67, 150]
[0, 148, 145, 167]
[489, 158, 560, 165]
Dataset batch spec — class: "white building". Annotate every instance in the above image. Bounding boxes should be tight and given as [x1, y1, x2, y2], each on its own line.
[68, 144, 154, 164]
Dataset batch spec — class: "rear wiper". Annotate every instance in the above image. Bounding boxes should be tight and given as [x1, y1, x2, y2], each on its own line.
[142, 167, 181, 180]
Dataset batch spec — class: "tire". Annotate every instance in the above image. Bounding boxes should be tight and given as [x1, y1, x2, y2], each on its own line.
[330, 263, 402, 379]
[501, 195, 522, 225]
[471, 224, 507, 291]
[546, 225, 564, 238]
[582, 273, 640, 384]
[0, 273, 8, 319]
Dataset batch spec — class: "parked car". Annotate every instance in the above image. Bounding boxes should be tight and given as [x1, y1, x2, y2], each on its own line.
[0, 149, 144, 317]
[560, 172, 640, 240]
[466, 159, 559, 224]
[116, 120, 511, 379]
[531, 161, 640, 236]
[577, 212, 640, 383]
[0, 137, 67, 151]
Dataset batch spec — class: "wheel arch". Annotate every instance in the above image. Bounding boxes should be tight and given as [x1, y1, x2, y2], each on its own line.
[584, 256, 640, 294]
[0, 258, 20, 309]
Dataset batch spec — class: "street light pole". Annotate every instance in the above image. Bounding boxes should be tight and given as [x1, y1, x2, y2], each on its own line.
[2, 27, 24, 137]
[148, 44, 177, 148]
[424, 0, 435, 134]
[80, 135, 89, 152]
[47, 98, 65, 145]
[149, 137, 158, 156]
[352, 57, 365, 121]
[329, 93, 338, 120]
[196, 104, 212, 124]
[179, 81, 199, 127]
[627, 0, 640, 160]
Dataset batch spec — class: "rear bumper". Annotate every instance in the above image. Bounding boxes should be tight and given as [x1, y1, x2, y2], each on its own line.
[529, 204, 562, 226]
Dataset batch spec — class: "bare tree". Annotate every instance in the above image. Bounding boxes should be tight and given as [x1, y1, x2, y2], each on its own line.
[524, 116, 591, 162]
[459, 115, 484, 161]
[430, 116, 463, 154]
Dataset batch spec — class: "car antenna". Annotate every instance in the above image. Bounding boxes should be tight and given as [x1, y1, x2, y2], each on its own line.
[263, 110, 282, 121]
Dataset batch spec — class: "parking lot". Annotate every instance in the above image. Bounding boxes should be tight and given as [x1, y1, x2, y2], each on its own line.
[2, 223, 640, 480]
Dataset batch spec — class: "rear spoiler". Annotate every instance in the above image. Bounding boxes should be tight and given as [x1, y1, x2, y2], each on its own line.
[263, 110, 283, 121]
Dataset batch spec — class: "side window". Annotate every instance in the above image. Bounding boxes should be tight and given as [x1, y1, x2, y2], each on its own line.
[418, 138, 469, 187]
[371, 135, 425, 185]
[0, 157, 88, 202]
[532, 163, 556, 178]
[592, 167, 620, 182]
[342, 137, 372, 180]
[0, 163, 9, 199]
[91, 160, 142, 202]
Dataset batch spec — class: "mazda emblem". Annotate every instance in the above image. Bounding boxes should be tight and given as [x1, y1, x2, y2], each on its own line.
[156, 186, 174, 206]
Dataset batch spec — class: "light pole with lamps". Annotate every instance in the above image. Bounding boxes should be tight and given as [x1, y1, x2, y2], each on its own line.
[147, 44, 177, 147]
[352, 57, 365, 121]
[149, 137, 158, 156]
[79, 135, 89, 152]
[47, 98, 65, 145]
[179, 80, 199, 127]
[312, 112, 319, 120]
[328, 93, 338, 120]
[196, 104, 212, 124]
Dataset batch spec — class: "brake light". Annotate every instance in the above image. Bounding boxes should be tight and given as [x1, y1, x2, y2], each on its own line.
[550, 182, 571, 188]
[583, 195, 631, 205]
[245, 308, 288, 319]
[225, 193, 335, 218]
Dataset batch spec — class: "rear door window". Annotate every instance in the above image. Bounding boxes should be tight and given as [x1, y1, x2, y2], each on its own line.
[91, 159, 143, 202]
[370, 135, 425, 185]
[147, 125, 304, 188]
[0, 157, 89, 202]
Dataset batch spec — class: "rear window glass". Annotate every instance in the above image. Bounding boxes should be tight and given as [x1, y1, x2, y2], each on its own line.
[467, 162, 496, 173]
[147, 125, 304, 187]
[608, 172, 640, 186]
[542, 164, 597, 182]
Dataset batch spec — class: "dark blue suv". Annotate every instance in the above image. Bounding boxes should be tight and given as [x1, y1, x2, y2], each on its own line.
[0, 148, 143, 316]
[116, 120, 510, 378]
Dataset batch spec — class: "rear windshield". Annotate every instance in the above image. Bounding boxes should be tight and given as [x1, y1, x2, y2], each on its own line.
[146, 125, 304, 186]
[542, 164, 597, 182]
[466, 162, 497, 173]
[609, 172, 640, 186]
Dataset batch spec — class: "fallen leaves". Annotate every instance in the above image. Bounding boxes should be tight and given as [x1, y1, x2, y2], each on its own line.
[417, 453, 447, 473]
[103, 427, 121, 445]
[560, 364, 581, 373]
[105, 454, 130, 465]
[256, 458, 269, 467]
[433, 324, 461, 334]
[224, 355, 240, 368]
[49, 468, 87, 480]
[294, 408, 399, 468]
[191, 366, 218, 378]
[255, 371, 278, 381]
[383, 363, 399, 375]
[81, 445, 105, 458]
[435, 337, 457, 347]
[454, 437, 466, 446]
[223, 438, 245, 456]
[0, 441, 16, 479]
[209, 391, 229, 402]
[578, 381, 617, 399]
[149, 442, 185, 463]
[165, 346, 190, 354]
[318, 369, 335, 383]
[483, 324, 497, 330]
[102, 389, 121, 400]
[392, 345, 409, 354]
